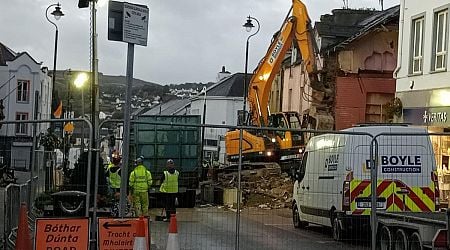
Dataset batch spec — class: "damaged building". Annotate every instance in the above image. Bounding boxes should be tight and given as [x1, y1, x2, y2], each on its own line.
[270, 5, 400, 130]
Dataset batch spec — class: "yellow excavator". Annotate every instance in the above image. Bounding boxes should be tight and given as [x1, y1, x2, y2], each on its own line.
[225, 0, 332, 171]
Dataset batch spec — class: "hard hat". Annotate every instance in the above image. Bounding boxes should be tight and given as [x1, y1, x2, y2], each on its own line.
[136, 156, 144, 164]
[167, 159, 174, 165]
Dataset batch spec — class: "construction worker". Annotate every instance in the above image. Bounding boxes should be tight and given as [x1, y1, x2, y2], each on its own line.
[160, 159, 179, 221]
[106, 152, 122, 217]
[129, 156, 152, 217]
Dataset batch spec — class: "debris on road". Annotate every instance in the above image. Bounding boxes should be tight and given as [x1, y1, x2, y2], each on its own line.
[216, 166, 294, 209]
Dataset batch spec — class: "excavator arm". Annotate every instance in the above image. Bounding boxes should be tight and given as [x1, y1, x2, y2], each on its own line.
[247, 0, 320, 127]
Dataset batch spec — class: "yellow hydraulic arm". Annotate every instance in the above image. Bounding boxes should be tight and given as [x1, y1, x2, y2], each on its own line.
[247, 0, 318, 127]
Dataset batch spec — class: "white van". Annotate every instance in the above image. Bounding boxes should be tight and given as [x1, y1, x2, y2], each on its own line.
[292, 125, 439, 241]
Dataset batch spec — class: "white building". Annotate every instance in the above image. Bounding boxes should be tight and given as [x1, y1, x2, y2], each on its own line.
[396, 1, 450, 125]
[0, 42, 52, 170]
[190, 72, 251, 164]
[395, 1, 450, 201]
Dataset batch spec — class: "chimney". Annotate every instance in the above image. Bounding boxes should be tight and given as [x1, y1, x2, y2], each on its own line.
[217, 66, 231, 82]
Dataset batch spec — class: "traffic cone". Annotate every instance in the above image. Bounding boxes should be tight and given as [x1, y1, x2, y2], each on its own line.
[132, 216, 147, 250]
[166, 214, 180, 250]
[15, 202, 32, 250]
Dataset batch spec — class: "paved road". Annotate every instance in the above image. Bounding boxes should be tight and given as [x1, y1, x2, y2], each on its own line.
[149, 207, 370, 250]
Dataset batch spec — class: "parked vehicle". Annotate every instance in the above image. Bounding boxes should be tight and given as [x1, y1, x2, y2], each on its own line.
[376, 211, 449, 250]
[292, 124, 439, 241]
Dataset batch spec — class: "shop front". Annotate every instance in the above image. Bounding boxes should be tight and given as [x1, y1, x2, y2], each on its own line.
[403, 106, 450, 202]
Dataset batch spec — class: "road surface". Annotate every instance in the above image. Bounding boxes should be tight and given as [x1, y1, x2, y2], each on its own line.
[149, 206, 370, 250]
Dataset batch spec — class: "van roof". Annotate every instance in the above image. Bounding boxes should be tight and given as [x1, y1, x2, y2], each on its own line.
[342, 125, 427, 136]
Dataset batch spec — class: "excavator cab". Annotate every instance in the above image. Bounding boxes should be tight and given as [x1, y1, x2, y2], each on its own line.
[269, 112, 304, 145]
[268, 112, 305, 172]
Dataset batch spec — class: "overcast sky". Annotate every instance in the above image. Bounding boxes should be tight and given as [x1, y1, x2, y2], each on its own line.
[1, 0, 398, 85]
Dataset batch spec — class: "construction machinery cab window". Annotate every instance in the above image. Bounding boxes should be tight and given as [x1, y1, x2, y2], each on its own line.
[286, 113, 301, 128]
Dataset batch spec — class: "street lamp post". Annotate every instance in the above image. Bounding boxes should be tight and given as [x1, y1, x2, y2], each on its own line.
[45, 2, 64, 192]
[200, 87, 207, 180]
[74, 73, 88, 152]
[46, 3, 64, 116]
[236, 15, 260, 250]
[242, 16, 260, 123]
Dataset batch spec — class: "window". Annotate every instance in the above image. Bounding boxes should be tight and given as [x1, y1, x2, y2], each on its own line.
[434, 9, 448, 71]
[296, 152, 307, 181]
[412, 17, 424, 73]
[204, 139, 218, 147]
[15, 113, 28, 135]
[17, 80, 30, 102]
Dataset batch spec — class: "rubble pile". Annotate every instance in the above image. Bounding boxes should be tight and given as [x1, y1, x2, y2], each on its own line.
[218, 167, 293, 209]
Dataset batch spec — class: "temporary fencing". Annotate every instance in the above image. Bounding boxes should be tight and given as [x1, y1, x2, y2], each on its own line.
[0, 118, 93, 249]
[3, 117, 450, 250]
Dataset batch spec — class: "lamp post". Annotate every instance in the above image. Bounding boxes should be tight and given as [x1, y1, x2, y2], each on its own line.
[45, 2, 64, 192]
[46, 3, 64, 117]
[236, 15, 260, 250]
[200, 87, 207, 180]
[242, 16, 260, 124]
[74, 73, 88, 152]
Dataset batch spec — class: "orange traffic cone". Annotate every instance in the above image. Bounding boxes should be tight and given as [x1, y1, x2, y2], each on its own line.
[132, 216, 147, 250]
[166, 214, 180, 250]
[15, 202, 32, 250]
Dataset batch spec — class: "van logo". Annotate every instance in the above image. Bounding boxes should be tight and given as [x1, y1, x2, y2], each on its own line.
[381, 155, 422, 173]
[325, 154, 339, 171]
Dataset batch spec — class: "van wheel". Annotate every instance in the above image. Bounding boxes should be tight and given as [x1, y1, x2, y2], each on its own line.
[409, 232, 422, 250]
[378, 225, 393, 250]
[292, 204, 307, 228]
[394, 229, 408, 250]
[332, 216, 344, 241]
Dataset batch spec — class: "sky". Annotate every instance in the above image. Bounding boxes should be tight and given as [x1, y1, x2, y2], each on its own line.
[1, 0, 398, 85]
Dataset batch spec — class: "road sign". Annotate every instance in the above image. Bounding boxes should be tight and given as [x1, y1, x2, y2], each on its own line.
[35, 218, 89, 250]
[98, 217, 150, 250]
[123, 2, 149, 46]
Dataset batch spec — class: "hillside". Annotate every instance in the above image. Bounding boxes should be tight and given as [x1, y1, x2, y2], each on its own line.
[52, 70, 212, 117]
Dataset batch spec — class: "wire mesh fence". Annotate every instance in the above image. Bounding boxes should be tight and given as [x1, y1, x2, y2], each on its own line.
[2, 118, 450, 249]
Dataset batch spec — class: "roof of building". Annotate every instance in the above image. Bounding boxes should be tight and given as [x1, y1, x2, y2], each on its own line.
[206, 73, 252, 97]
[0, 42, 17, 66]
[315, 5, 399, 52]
[333, 5, 400, 50]
[142, 98, 191, 116]
[142, 72, 252, 116]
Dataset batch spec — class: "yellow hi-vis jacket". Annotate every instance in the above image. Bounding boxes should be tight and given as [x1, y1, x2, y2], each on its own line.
[160, 170, 179, 193]
[107, 163, 121, 189]
[129, 164, 152, 192]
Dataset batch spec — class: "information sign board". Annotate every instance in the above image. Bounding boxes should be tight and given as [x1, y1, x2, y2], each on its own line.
[122, 2, 149, 46]
[35, 218, 89, 250]
[98, 217, 150, 250]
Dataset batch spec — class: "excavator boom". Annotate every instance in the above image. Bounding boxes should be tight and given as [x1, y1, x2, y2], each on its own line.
[248, 0, 318, 127]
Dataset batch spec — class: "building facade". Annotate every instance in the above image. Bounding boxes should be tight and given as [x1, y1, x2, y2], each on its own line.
[0, 43, 52, 170]
[190, 73, 251, 164]
[269, 7, 399, 130]
[395, 0, 450, 201]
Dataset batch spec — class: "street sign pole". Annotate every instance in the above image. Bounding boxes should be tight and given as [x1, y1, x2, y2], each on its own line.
[108, 1, 149, 218]
[120, 43, 134, 217]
